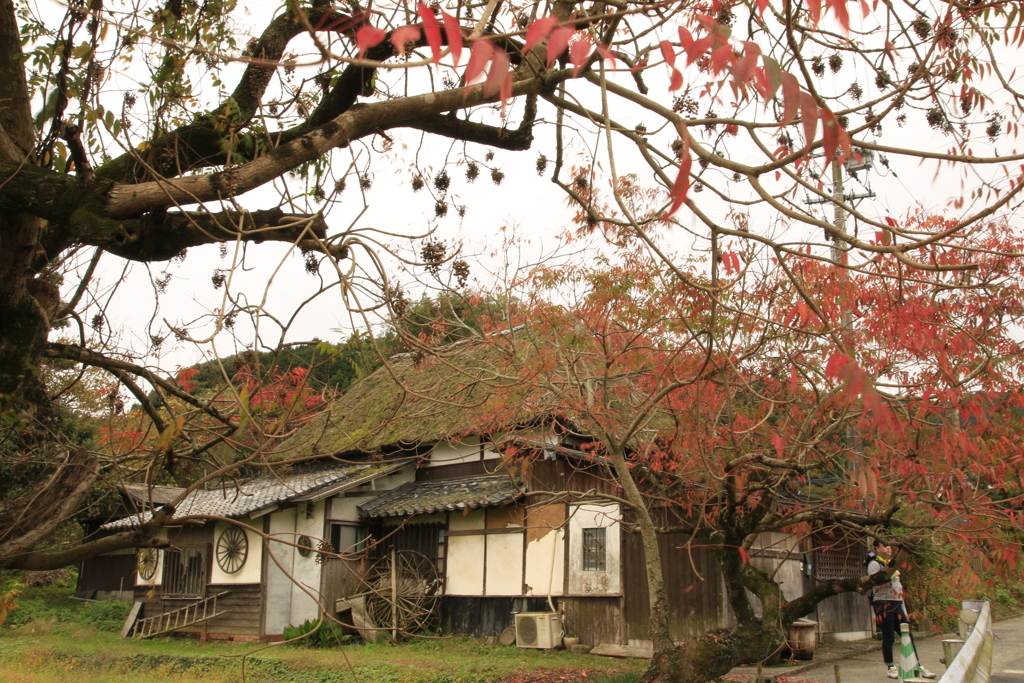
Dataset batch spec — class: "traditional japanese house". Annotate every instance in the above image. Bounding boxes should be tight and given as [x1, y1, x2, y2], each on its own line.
[94, 336, 872, 646]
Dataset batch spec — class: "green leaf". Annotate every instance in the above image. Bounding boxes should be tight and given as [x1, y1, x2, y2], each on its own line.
[71, 41, 92, 60]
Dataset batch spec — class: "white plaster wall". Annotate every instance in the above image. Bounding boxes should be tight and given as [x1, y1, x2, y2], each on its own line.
[330, 493, 380, 521]
[445, 535, 485, 594]
[449, 509, 486, 531]
[567, 503, 621, 595]
[289, 500, 326, 627]
[427, 437, 481, 466]
[485, 533, 524, 595]
[263, 507, 296, 635]
[135, 529, 167, 587]
[524, 528, 565, 597]
[209, 520, 263, 585]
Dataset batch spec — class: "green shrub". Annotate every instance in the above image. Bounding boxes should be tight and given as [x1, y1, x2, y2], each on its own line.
[4, 597, 130, 632]
[283, 618, 351, 648]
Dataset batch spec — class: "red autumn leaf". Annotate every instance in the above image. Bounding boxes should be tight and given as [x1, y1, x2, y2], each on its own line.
[441, 11, 462, 66]
[465, 39, 494, 85]
[686, 35, 715, 65]
[800, 91, 819, 150]
[314, 10, 365, 35]
[731, 41, 760, 84]
[710, 43, 735, 74]
[389, 25, 421, 54]
[772, 433, 785, 458]
[660, 39, 676, 68]
[596, 43, 617, 66]
[669, 67, 683, 91]
[523, 15, 557, 55]
[780, 71, 799, 126]
[884, 216, 898, 228]
[417, 2, 442, 65]
[825, 352, 848, 379]
[484, 47, 510, 97]
[782, 304, 799, 328]
[356, 25, 386, 58]
[678, 27, 694, 51]
[547, 25, 574, 67]
[668, 145, 692, 215]
[570, 34, 593, 76]
[807, 0, 822, 25]
[756, 0, 770, 16]
[500, 61, 513, 105]
[738, 547, 750, 564]
[827, 0, 851, 32]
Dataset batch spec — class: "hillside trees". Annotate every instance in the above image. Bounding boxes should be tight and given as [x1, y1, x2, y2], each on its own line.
[3, 0, 1024, 579]
[477, 224, 1024, 683]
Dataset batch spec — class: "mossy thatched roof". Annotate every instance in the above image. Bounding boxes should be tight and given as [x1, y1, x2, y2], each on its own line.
[271, 331, 671, 463]
[271, 338, 552, 461]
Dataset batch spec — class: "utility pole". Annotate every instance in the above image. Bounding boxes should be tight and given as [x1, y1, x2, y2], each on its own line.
[806, 152, 876, 458]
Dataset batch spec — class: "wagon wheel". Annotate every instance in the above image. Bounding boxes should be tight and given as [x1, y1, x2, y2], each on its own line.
[137, 548, 159, 580]
[362, 549, 441, 638]
[216, 526, 248, 574]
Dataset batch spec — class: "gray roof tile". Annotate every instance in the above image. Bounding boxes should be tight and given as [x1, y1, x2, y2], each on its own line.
[358, 474, 522, 518]
[103, 462, 385, 530]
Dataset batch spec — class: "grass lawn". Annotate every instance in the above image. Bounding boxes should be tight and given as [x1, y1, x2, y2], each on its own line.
[0, 609, 646, 683]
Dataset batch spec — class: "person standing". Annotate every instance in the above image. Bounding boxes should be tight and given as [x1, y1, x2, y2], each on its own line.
[868, 540, 937, 680]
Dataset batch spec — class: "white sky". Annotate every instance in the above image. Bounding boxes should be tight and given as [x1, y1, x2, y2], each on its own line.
[35, 0, 1022, 374]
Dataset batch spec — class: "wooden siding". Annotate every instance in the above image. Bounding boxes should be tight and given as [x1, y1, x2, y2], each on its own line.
[622, 529, 725, 643]
[525, 459, 620, 499]
[562, 597, 624, 646]
[134, 583, 262, 636]
[813, 590, 874, 637]
[78, 553, 136, 592]
[416, 461, 492, 481]
[320, 556, 371, 618]
[441, 596, 550, 637]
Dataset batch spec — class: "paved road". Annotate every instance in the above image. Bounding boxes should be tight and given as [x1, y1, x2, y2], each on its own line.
[797, 615, 1024, 683]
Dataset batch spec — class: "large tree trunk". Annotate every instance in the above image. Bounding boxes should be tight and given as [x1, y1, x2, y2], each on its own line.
[607, 444, 798, 683]
[608, 445, 686, 681]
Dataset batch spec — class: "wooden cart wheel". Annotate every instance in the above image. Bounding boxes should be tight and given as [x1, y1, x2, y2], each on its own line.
[363, 549, 441, 638]
[216, 525, 248, 574]
[137, 548, 159, 580]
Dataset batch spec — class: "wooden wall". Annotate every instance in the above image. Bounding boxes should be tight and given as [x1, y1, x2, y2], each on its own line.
[78, 553, 135, 592]
[622, 529, 725, 644]
[441, 596, 550, 637]
[813, 590, 874, 638]
[134, 583, 262, 637]
[562, 596, 625, 646]
[320, 555, 370, 620]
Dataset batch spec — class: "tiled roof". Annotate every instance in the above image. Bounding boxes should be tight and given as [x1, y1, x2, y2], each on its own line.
[122, 483, 186, 506]
[103, 461, 390, 530]
[358, 474, 522, 518]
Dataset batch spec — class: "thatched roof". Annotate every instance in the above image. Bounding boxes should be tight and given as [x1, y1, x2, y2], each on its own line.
[273, 331, 671, 462]
[272, 337, 553, 461]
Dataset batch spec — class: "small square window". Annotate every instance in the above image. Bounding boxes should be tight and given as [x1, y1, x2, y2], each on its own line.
[330, 524, 367, 556]
[582, 527, 607, 572]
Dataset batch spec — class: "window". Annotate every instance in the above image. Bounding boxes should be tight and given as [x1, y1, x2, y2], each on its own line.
[163, 545, 207, 597]
[581, 527, 607, 572]
[330, 523, 367, 557]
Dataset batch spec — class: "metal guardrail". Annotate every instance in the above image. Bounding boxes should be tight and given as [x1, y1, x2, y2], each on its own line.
[936, 601, 993, 683]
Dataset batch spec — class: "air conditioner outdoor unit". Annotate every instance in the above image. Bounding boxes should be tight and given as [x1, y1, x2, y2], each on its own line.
[514, 611, 562, 649]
